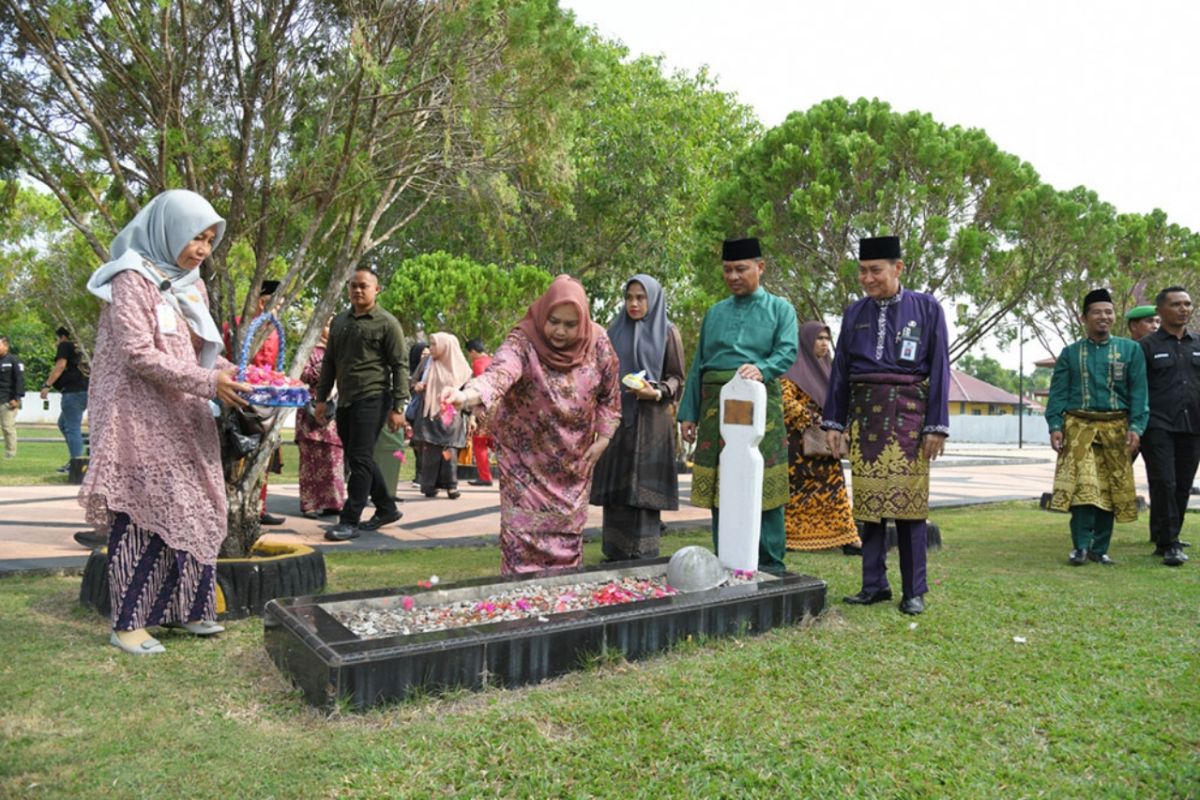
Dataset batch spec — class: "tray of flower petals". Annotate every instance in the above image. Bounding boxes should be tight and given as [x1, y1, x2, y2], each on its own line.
[263, 558, 827, 710]
[241, 364, 311, 407]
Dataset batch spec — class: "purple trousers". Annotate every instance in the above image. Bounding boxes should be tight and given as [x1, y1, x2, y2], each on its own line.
[860, 519, 928, 600]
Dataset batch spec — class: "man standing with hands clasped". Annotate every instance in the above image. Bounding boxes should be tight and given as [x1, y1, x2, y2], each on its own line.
[1138, 286, 1197, 567]
[823, 236, 950, 616]
[314, 268, 410, 541]
[678, 237, 798, 575]
[1045, 288, 1148, 566]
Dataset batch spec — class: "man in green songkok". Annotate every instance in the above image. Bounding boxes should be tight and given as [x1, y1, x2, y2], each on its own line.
[1045, 288, 1149, 566]
[678, 237, 798, 574]
[1124, 305, 1159, 342]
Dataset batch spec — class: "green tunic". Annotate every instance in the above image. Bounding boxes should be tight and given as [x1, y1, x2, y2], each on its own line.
[1044, 336, 1149, 435]
[678, 288, 799, 422]
[680, 288, 798, 516]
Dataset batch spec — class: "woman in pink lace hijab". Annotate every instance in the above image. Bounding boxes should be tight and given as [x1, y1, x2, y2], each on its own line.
[80, 190, 251, 655]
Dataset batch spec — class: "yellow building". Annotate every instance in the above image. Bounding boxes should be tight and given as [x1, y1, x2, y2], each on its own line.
[949, 369, 1043, 416]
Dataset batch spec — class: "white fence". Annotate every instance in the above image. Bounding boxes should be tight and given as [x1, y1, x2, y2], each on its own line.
[13, 392, 297, 428]
[948, 413, 1050, 445]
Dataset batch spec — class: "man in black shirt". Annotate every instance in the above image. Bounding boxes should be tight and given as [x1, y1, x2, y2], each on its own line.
[1139, 286, 1198, 566]
[315, 268, 410, 541]
[39, 327, 89, 471]
[0, 335, 25, 459]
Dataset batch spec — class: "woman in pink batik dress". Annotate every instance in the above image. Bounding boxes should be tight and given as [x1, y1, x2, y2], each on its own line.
[442, 275, 621, 574]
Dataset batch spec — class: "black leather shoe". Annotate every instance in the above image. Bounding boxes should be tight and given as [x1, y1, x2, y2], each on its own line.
[1163, 545, 1188, 566]
[1069, 548, 1087, 566]
[324, 523, 360, 541]
[468, 479, 493, 487]
[1088, 552, 1117, 566]
[843, 589, 893, 605]
[1153, 545, 1167, 556]
[359, 509, 403, 531]
[319, 507, 341, 517]
[842, 544, 863, 556]
[899, 595, 925, 615]
[447, 490, 461, 500]
[74, 531, 108, 549]
[259, 513, 285, 525]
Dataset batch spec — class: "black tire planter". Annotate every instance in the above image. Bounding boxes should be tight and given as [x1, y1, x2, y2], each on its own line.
[79, 540, 326, 621]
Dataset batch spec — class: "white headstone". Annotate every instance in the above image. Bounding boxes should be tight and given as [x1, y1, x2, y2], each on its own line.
[717, 375, 766, 571]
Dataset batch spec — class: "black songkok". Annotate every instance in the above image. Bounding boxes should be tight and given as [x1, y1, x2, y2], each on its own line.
[259, 280, 281, 296]
[859, 236, 902, 261]
[722, 237, 762, 261]
[1082, 288, 1113, 313]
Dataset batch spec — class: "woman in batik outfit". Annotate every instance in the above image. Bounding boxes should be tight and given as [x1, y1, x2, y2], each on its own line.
[296, 319, 345, 517]
[443, 275, 621, 574]
[781, 322, 860, 552]
[80, 190, 251, 655]
[589, 274, 685, 561]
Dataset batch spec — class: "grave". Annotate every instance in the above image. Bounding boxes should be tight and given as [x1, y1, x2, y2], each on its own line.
[263, 371, 826, 709]
[263, 559, 826, 709]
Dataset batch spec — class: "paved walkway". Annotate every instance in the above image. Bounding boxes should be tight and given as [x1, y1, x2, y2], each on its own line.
[0, 444, 1158, 574]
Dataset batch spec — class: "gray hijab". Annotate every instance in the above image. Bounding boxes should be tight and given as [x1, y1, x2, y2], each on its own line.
[87, 190, 226, 368]
[607, 274, 670, 426]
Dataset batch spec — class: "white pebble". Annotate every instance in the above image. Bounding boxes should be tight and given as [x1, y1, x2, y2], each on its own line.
[1012, 636, 1027, 644]
[908, 622, 918, 630]
[430, 575, 439, 585]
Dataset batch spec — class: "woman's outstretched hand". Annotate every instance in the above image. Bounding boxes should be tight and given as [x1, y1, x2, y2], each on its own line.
[216, 368, 252, 407]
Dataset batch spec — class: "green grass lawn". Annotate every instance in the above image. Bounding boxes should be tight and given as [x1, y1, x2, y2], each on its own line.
[1, 503, 1197, 798]
[0, 425, 325, 487]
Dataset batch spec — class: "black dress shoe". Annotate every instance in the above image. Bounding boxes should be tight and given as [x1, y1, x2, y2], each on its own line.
[1088, 552, 1117, 566]
[319, 507, 341, 517]
[359, 509, 403, 531]
[324, 523, 360, 541]
[899, 595, 925, 615]
[447, 490, 461, 500]
[1163, 545, 1188, 566]
[843, 589, 893, 605]
[842, 544, 863, 556]
[74, 530, 108, 549]
[468, 479, 493, 486]
[1069, 548, 1088, 566]
[259, 513, 286, 525]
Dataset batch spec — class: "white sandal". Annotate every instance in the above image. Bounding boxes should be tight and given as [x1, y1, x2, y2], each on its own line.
[109, 632, 166, 655]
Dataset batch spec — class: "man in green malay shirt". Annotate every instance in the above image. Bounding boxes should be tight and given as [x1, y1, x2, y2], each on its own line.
[1045, 288, 1149, 566]
[679, 237, 798, 574]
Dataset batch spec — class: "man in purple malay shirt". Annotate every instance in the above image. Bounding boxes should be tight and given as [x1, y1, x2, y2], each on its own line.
[822, 236, 950, 615]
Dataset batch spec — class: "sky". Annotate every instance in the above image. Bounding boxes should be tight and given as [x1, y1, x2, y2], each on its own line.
[561, 0, 1200, 369]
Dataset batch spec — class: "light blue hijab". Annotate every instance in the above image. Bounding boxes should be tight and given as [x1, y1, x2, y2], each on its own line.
[87, 190, 226, 367]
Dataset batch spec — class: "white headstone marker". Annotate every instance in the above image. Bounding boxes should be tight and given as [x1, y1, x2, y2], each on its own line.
[717, 374, 766, 571]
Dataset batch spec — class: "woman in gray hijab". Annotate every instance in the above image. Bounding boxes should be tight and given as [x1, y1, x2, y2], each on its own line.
[80, 190, 251, 655]
[590, 274, 685, 561]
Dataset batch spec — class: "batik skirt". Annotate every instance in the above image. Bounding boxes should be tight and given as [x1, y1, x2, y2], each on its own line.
[106, 512, 216, 631]
[848, 375, 931, 522]
[1050, 410, 1138, 522]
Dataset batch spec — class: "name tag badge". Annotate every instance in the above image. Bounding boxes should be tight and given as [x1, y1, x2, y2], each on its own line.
[156, 303, 178, 334]
[899, 339, 918, 362]
[1111, 361, 1126, 382]
[1154, 352, 1171, 359]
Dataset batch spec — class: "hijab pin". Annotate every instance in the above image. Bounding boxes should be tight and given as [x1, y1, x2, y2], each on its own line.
[159, 278, 172, 291]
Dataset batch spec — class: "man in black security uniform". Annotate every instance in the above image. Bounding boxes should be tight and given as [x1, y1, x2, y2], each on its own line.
[314, 268, 410, 541]
[1139, 286, 1198, 567]
[0, 335, 25, 459]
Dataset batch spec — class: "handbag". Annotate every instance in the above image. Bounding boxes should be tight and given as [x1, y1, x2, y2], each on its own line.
[404, 393, 423, 423]
[801, 424, 832, 457]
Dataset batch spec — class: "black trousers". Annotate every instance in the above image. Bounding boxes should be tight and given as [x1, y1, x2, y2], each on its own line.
[1141, 427, 1200, 547]
[336, 393, 398, 525]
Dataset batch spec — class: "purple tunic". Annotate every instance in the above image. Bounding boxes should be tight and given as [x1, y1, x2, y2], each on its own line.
[823, 288, 951, 435]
